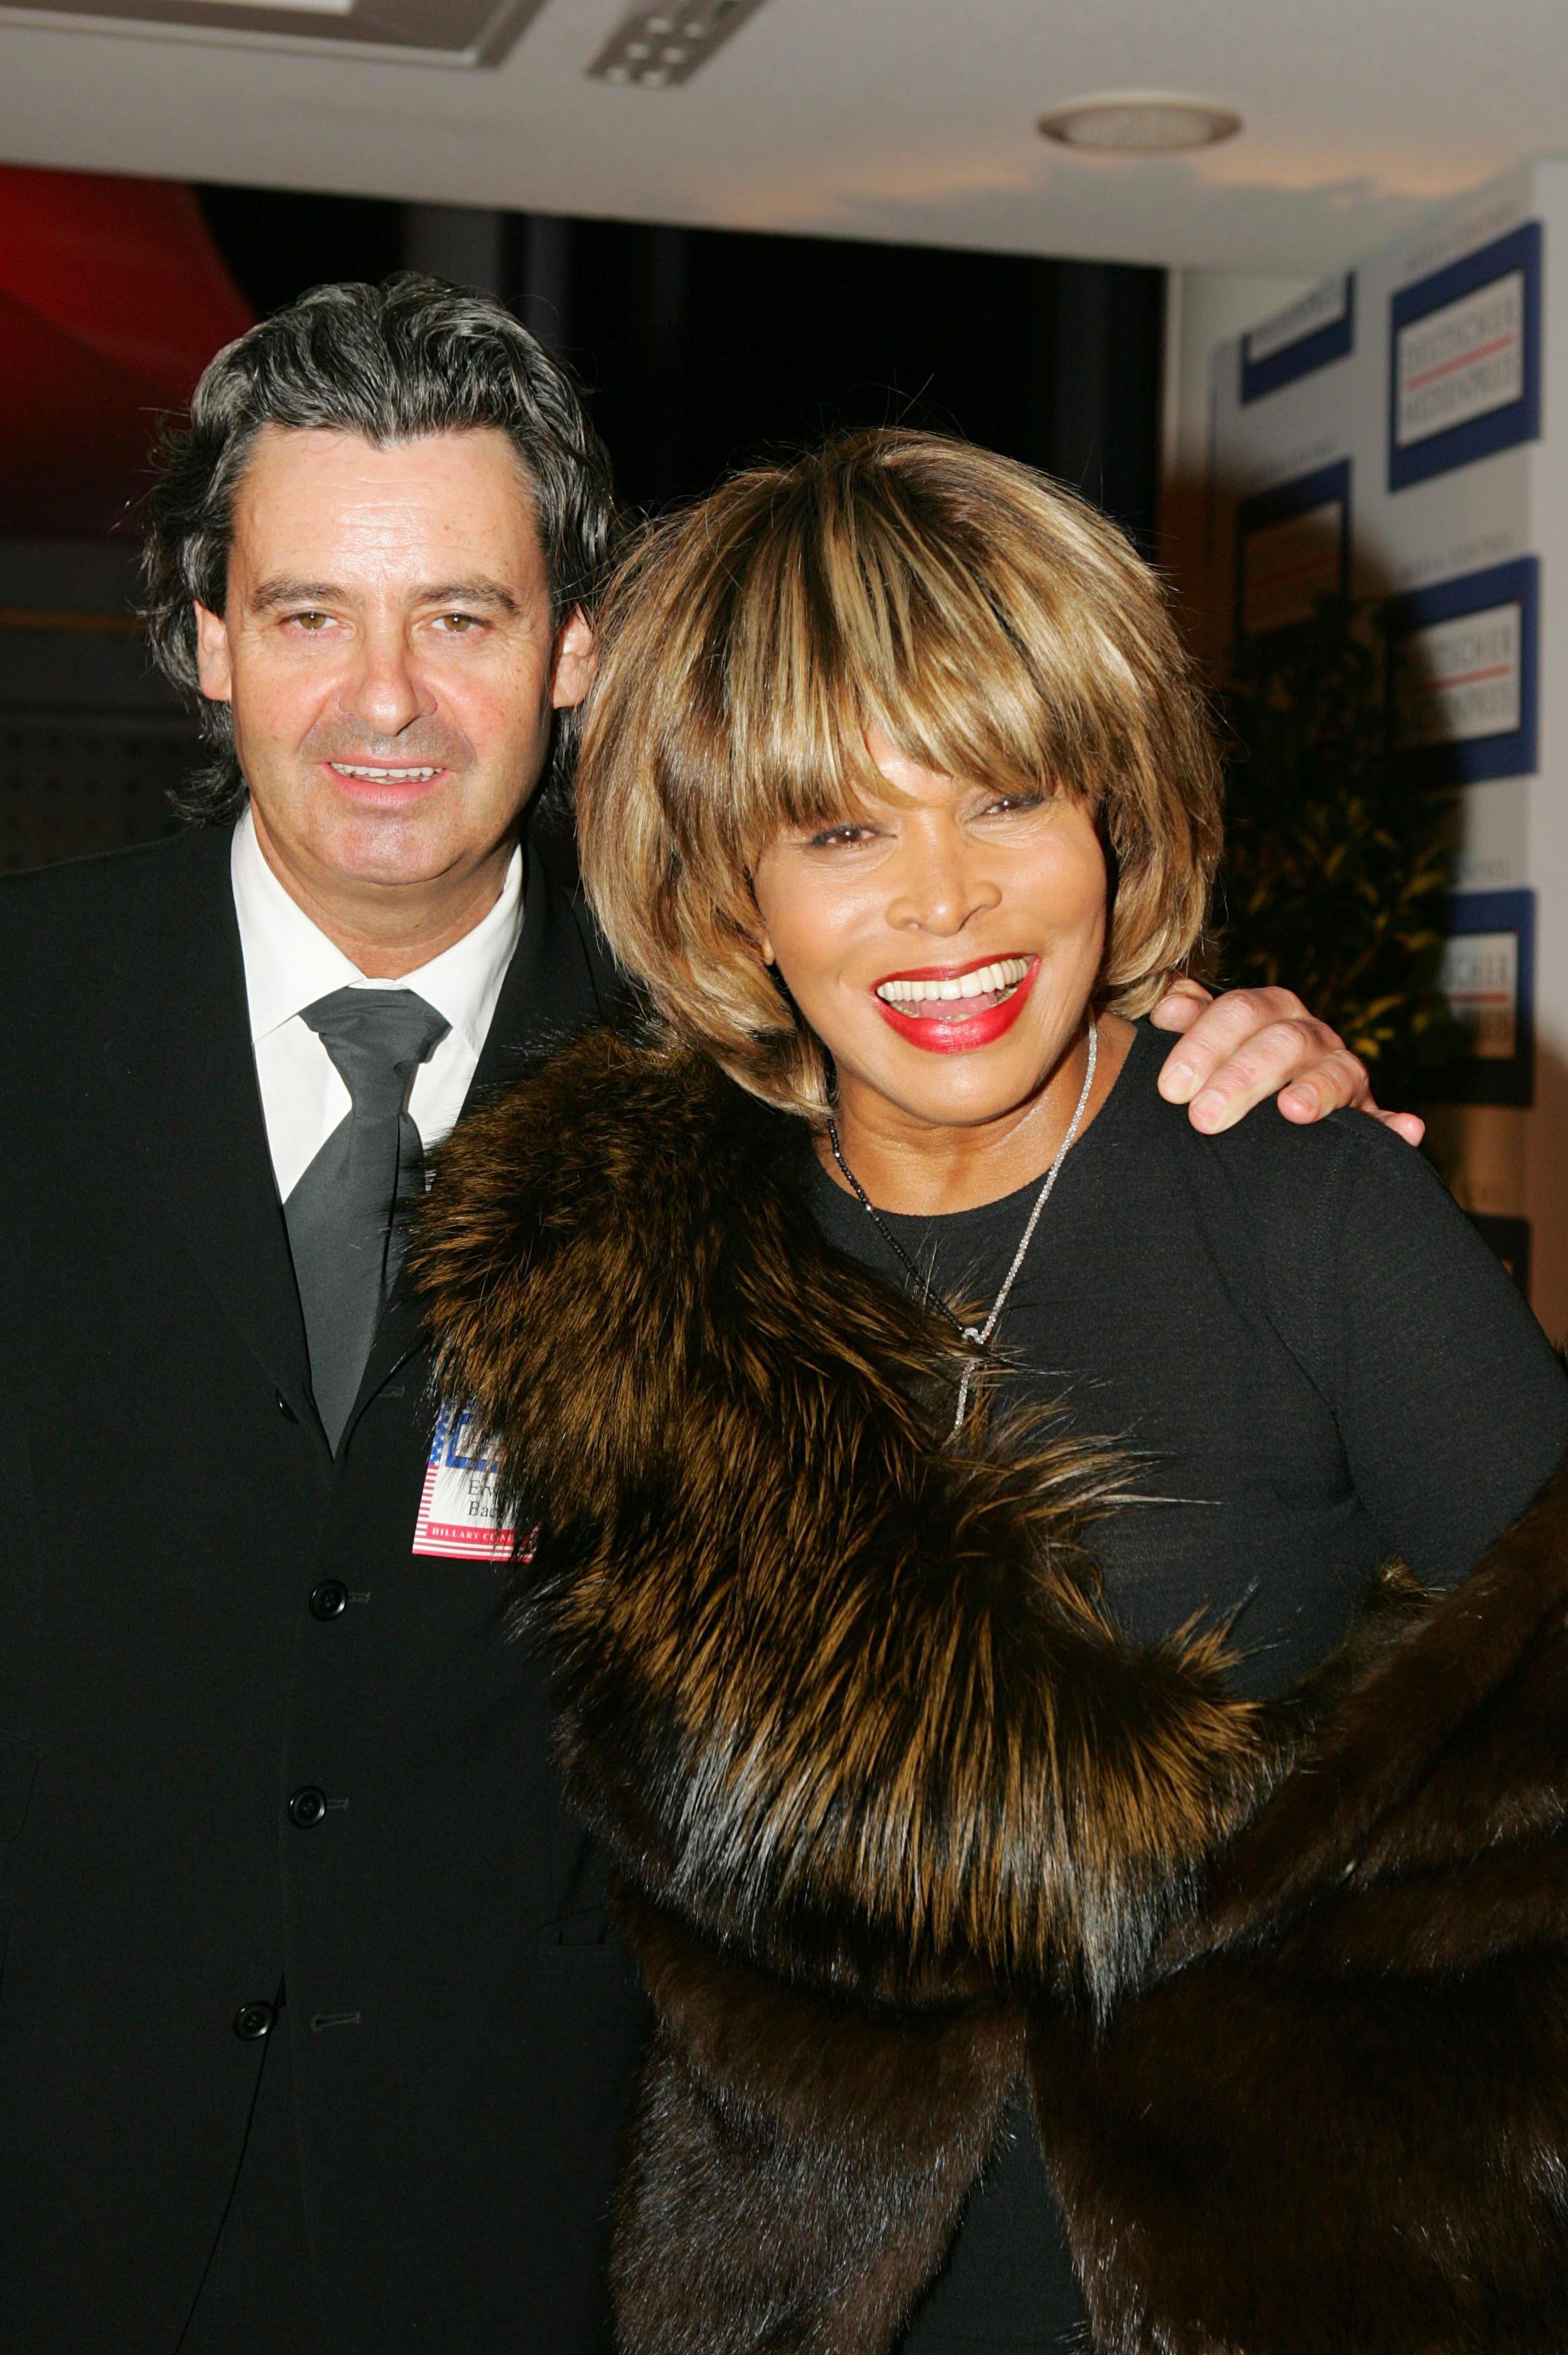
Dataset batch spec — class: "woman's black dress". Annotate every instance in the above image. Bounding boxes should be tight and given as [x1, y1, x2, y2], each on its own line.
[807, 1022, 1568, 2352]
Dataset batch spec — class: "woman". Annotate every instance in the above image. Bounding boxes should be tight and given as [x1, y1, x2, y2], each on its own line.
[415, 431, 1568, 2353]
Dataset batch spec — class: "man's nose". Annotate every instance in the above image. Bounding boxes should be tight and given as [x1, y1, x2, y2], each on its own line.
[342, 628, 431, 738]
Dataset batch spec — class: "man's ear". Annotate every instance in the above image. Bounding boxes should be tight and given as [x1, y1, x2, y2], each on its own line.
[194, 602, 233, 703]
[550, 606, 596, 711]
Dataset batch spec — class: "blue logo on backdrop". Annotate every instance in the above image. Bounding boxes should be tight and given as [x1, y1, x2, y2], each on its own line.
[1388, 222, 1542, 491]
[1241, 276, 1355, 404]
[1385, 555, 1539, 785]
[1234, 458, 1352, 642]
[1430, 887, 1536, 1109]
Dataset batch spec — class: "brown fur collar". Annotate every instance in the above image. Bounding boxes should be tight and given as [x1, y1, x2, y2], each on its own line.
[415, 1026, 1568, 2352]
[417, 1026, 1282, 2013]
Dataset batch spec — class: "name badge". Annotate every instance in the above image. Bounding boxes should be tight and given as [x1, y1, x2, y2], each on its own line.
[413, 1402, 535, 1564]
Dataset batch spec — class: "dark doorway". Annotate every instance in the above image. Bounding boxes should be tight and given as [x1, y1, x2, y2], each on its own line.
[516, 218, 1162, 550]
[196, 185, 406, 323]
[194, 188, 1165, 550]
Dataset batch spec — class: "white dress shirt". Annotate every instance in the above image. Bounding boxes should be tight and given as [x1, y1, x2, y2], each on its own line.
[231, 807, 524, 1203]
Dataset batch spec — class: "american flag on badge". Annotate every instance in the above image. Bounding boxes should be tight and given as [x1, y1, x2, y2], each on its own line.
[413, 1402, 535, 1563]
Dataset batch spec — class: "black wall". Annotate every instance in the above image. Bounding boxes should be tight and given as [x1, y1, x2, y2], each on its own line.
[197, 190, 1165, 551]
[197, 185, 407, 320]
[509, 216, 1163, 549]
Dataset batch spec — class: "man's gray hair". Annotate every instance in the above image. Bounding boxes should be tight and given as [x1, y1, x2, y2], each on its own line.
[141, 273, 620, 824]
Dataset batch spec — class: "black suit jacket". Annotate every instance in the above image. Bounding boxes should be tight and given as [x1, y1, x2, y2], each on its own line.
[0, 827, 651, 2350]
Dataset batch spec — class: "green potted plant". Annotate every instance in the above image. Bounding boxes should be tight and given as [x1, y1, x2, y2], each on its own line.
[1215, 595, 1458, 1108]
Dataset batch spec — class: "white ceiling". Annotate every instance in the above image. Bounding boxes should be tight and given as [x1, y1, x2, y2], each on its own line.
[1, 0, 1565, 273]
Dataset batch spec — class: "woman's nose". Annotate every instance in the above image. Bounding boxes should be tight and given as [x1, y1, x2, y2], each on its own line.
[885, 831, 1001, 935]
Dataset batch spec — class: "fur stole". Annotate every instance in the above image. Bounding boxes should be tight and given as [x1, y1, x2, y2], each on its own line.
[414, 1026, 1568, 2353]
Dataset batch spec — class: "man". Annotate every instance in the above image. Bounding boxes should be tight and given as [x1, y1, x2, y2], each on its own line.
[0, 276, 1415, 2353]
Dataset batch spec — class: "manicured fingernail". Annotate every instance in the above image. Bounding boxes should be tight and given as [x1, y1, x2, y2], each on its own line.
[1191, 1089, 1226, 1129]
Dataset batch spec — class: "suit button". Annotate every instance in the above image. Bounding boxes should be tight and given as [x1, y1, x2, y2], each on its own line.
[309, 1580, 349, 1620]
[233, 2001, 276, 2040]
[288, 1785, 329, 1829]
[276, 1391, 298, 1422]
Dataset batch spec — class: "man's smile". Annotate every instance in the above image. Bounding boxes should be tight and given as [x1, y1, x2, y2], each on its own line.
[328, 761, 444, 783]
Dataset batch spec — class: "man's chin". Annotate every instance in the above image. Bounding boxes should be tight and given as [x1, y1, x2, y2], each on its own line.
[321, 831, 491, 895]
[249, 776, 526, 903]
[305, 804, 450, 872]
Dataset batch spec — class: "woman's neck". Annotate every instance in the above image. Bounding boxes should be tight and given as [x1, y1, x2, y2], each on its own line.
[819, 1012, 1134, 1215]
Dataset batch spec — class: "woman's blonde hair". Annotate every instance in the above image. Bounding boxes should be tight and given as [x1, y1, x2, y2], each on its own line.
[575, 428, 1221, 1117]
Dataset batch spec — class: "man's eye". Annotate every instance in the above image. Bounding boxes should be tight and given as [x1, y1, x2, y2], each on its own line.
[434, 612, 483, 633]
[287, 612, 332, 632]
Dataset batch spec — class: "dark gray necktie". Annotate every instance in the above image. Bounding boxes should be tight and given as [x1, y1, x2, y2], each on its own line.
[284, 987, 450, 1450]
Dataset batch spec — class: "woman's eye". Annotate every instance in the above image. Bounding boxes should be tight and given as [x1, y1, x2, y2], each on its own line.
[983, 791, 1045, 817]
[807, 823, 876, 849]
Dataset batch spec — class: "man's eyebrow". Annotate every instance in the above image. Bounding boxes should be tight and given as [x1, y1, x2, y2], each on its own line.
[417, 579, 522, 614]
[249, 577, 346, 614]
[246, 577, 524, 615]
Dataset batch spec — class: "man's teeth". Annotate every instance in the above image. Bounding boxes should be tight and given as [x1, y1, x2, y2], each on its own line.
[876, 958, 1030, 1006]
[330, 763, 440, 782]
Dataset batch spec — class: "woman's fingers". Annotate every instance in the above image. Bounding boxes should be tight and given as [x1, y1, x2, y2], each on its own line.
[1149, 985, 1423, 1145]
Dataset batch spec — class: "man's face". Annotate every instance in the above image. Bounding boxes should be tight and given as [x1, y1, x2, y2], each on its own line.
[195, 425, 592, 901]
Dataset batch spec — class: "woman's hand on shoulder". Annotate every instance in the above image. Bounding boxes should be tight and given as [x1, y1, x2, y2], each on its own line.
[1149, 981, 1426, 1148]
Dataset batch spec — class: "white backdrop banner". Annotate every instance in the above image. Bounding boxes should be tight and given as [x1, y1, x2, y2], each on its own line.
[1210, 163, 1567, 1337]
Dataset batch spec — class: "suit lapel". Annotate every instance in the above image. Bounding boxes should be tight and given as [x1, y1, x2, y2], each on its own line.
[126, 829, 319, 1431]
[345, 850, 613, 1433]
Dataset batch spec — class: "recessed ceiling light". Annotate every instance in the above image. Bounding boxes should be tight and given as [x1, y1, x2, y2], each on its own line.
[1038, 95, 1242, 153]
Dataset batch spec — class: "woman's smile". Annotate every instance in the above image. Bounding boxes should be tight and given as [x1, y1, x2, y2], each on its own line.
[750, 729, 1112, 1179]
[871, 953, 1039, 1052]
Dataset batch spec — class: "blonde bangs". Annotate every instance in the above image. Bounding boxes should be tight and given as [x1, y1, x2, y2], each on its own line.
[575, 430, 1221, 1117]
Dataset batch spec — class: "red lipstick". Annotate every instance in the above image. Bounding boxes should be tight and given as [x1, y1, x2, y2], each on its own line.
[870, 955, 1039, 1055]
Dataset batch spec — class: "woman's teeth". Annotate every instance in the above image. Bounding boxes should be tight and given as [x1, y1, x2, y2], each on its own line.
[876, 957, 1030, 1012]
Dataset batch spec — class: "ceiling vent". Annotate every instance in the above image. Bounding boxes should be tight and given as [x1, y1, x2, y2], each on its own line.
[0, 0, 546, 65]
[587, 0, 770, 87]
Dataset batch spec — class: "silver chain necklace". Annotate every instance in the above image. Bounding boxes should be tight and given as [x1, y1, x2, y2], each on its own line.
[825, 1020, 1099, 1437]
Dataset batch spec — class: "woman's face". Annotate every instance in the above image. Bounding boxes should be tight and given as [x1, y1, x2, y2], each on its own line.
[752, 730, 1108, 1137]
